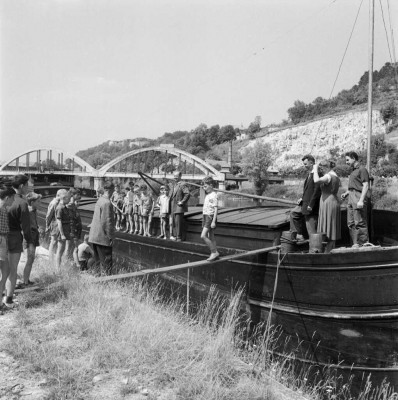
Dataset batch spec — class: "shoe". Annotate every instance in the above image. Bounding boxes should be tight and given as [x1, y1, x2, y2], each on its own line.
[26, 280, 35, 286]
[15, 282, 25, 290]
[164, 236, 167, 240]
[207, 252, 220, 261]
[147, 234, 152, 237]
[176, 238, 182, 242]
[352, 244, 360, 248]
[296, 234, 305, 241]
[134, 231, 139, 234]
[3, 298, 17, 309]
[157, 235, 164, 239]
[170, 236, 177, 241]
[129, 230, 134, 234]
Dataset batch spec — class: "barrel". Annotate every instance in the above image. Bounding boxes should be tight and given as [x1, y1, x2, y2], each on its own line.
[309, 233, 326, 253]
[280, 231, 297, 253]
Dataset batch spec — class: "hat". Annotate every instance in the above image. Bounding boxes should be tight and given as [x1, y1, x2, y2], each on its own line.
[26, 192, 42, 202]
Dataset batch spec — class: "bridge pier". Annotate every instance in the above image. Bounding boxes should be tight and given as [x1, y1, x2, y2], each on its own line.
[93, 177, 105, 192]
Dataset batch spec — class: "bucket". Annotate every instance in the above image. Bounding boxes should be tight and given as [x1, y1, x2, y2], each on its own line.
[309, 233, 326, 253]
[280, 231, 297, 253]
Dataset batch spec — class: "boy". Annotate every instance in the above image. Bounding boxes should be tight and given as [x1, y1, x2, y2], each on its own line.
[132, 185, 141, 234]
[46, 189, 62, 264]
[22, 192, 42, 286]
[125, 187, 135, 234]
[139, 184, 154, 237]
[5, 174, 31, 309]
[77, 234, 94, 271]
[55, 190, 71, 272]
[0, 186, 15, 312]
[111, 185, 122, 231]
[201, 177, 219, 261]
[66, 188, 82, 266]
[156, 185, 170, 239]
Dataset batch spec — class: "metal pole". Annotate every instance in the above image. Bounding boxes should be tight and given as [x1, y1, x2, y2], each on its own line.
[367, 0, 374, 172]
[186, 267, 190, 313]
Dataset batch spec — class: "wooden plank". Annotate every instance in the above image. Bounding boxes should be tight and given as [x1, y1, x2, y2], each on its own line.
[95, 245, 280, 283]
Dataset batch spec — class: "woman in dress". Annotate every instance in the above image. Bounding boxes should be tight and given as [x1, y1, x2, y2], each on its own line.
[313, 160, 341, 253]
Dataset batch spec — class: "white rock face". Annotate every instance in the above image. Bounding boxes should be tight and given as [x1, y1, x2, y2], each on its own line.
[243, 111, 385, 169]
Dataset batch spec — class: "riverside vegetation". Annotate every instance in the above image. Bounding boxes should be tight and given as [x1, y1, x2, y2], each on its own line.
[3, 256, 398, 400]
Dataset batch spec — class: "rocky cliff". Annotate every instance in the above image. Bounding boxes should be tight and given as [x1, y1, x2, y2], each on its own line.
[243, 110, 386, 169]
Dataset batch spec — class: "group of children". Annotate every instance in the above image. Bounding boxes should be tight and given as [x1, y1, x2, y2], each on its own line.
[46, 187, 94, 272]
[110, 183, 172, 239]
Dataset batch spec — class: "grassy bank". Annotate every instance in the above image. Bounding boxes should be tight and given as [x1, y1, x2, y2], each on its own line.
[5, 258, 397, 400]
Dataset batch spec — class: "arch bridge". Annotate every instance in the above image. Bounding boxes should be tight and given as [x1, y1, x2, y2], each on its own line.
[0, 148, 95, 176]
[97, 146, 224, 182]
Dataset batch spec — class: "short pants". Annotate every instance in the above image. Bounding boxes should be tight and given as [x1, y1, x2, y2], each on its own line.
[8, 231, 23, 254]
[202, 214, 215, 230]
[0, 235, 8, 261]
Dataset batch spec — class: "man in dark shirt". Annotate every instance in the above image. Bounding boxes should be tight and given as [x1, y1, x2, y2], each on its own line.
[4, 174, 32, 308]
[89, 181, 115, 274]
[290, 154, 322, 240]
[341, 151, 370, 247]
[169, 171, 190, 241]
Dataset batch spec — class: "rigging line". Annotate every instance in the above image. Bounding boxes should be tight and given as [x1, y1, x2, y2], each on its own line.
[308, 0, 364, 155]
[379, 0, 398, 87]
[386, 0, 398, 82]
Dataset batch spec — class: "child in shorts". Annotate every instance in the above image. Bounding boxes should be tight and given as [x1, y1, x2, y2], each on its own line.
[22, 192, 42, 286]
[111, 185, 122, 231]
[132, 185, 141, 234]
[77, 234, 94, 271]
[55, 190, 72, 271]
[139, 184, 154, 237]
[156, 185, 170, 239]
[201, 177, 219, 261]
[125, 187, 134, 234]
[46, 189, 62, 264]
[0, 186, 15, 313]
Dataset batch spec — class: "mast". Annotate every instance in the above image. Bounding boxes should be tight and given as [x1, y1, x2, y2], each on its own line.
[367, 0, 374, 172]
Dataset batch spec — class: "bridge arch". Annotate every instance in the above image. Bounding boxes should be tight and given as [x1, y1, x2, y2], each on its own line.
[98, 146, 224, 181]
[0, 148, 95, 174]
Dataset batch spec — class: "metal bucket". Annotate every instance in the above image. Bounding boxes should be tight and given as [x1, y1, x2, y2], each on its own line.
[280, 231, 297, 253]
[309, 233, 326, 253]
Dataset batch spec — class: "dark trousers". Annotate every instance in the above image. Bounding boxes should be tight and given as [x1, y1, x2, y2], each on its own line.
[92, 243, 113, 275]
[172, 213, 184, 240]
[347, 191, 369, 245]
[290, 206, 317, 238]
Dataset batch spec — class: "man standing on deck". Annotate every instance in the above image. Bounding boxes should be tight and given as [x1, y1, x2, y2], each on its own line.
[169, 170, 190, 242]
[341, 151, 369, 247]
[4, 174, 32, 308]
[290, 154, 321, 240]
[88, 181, 115, 274]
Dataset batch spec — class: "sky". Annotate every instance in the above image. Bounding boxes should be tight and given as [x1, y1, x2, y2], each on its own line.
[1, 0, 397, 163]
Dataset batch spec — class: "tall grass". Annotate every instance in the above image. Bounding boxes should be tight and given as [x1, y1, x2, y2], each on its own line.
[6, 260, 398, 400]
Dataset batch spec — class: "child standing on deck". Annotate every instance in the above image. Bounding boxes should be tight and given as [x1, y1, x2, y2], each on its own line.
[139, 184, 154, 237]
[201, 177, 219, 261]
[156, 185, 170, 239]
[125, 187, 134, 234]
[132, 185, 141, 234]
[22, 192, 42, 286]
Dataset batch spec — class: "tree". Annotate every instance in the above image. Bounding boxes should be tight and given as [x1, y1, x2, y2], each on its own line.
[241, 141, 274, 195]
[219, 125, 236, 143]
[287, 100, 307, 124]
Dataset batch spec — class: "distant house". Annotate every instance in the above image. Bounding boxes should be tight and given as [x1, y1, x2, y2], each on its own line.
[236, 132, 248, 141]
[129, 139, 150, 148]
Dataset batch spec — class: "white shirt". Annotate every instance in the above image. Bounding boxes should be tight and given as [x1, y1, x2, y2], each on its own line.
[203, 191, 218, 216]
